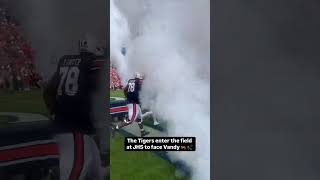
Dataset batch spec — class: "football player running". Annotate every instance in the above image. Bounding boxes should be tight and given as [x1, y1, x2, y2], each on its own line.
[114, 72, 150, 137]
[43, 35, 105, 180]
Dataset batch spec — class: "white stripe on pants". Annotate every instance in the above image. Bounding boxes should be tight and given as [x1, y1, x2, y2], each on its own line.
[126, 103, 143, 124]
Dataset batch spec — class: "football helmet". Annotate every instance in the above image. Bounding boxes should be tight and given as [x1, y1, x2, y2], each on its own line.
[79, 34, 99, 53]
[134, 72, 143, 80]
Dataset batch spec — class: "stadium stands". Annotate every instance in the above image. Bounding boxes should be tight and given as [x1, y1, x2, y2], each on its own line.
[110, 64, 122, 90]
[0, 7, 41, 90]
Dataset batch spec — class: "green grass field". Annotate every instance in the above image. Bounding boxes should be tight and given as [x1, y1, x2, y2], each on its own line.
[110, 89, 125, 98]
[111, 134, 187, 180]
[110, 89, 187, 180]
[0, 89, 186, 180]
[0, 89, 48, 115]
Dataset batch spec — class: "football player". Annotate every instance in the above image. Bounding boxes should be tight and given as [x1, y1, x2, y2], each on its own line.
[114, 72, 150, 137]
[43, 35, 105, 180]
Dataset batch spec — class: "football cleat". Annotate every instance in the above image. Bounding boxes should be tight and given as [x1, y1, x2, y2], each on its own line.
[141, 130, 150, 137]
[111, 125, 118, 137]
[153, 121, 160, 126]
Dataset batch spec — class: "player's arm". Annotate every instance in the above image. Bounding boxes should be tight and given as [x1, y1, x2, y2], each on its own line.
[43, 71, 59, 115]
[139, 79, 143, 85]
[89, 57, 105, 91]
[123, 84, 128, 98]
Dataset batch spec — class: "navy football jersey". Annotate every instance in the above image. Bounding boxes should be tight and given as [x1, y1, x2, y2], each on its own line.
[125, 78, 142, 104]
[53, 52, 105, 134]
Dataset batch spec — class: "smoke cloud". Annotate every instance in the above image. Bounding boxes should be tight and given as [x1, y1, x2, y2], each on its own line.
[111, 0, 210, 179]
[110, 0, 130, 84]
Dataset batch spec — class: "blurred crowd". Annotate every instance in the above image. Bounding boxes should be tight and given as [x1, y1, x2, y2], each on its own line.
[0, 7, 42, 91]
[110, 64, 122, 90]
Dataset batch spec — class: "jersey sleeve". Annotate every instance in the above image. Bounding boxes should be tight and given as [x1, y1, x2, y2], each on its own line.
[139, 79, 143, 85]
[90, 57, 105, 72]
[123, 84, 128, 98]
[88, 56, 106, 91]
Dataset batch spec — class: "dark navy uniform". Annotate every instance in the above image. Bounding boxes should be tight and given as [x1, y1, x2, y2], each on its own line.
[53, 52, 104, 134]
[43, 38, 106, 179]
[125, 78, 142, 104]
[123, 78, 143, 124]
[113, 73, 150, 137]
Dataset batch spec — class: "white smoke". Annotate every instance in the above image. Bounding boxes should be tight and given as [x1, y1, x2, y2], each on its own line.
[111, 0, 210, 179]
[110, 0, 130, 84]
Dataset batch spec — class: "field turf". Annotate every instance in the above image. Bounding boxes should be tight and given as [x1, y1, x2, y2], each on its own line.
[0, 89, 48, 115]
[111, 134, 187, 180]
[110, 89, 187, 180]
[110, 89, 125, 98]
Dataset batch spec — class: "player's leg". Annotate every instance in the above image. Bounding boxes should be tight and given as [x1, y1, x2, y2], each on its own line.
[149, 109, 160, 125]
[136, 104, 150, 137]
[150, 111, 160, 126]
[56, 132, 103, 180]
[96, 121, 109, 167]
[115, 103, 137, 130]
[79, 135, 103, 180]
[54, 133, 76, 180]
[68, 132, 86, 180]
[153, 117, 160, 125]
[141, 110, 160, 126]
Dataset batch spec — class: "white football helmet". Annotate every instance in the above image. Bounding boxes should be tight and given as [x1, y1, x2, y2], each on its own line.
[79, 34, 99, 53]
[134, 72, 143, 79]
